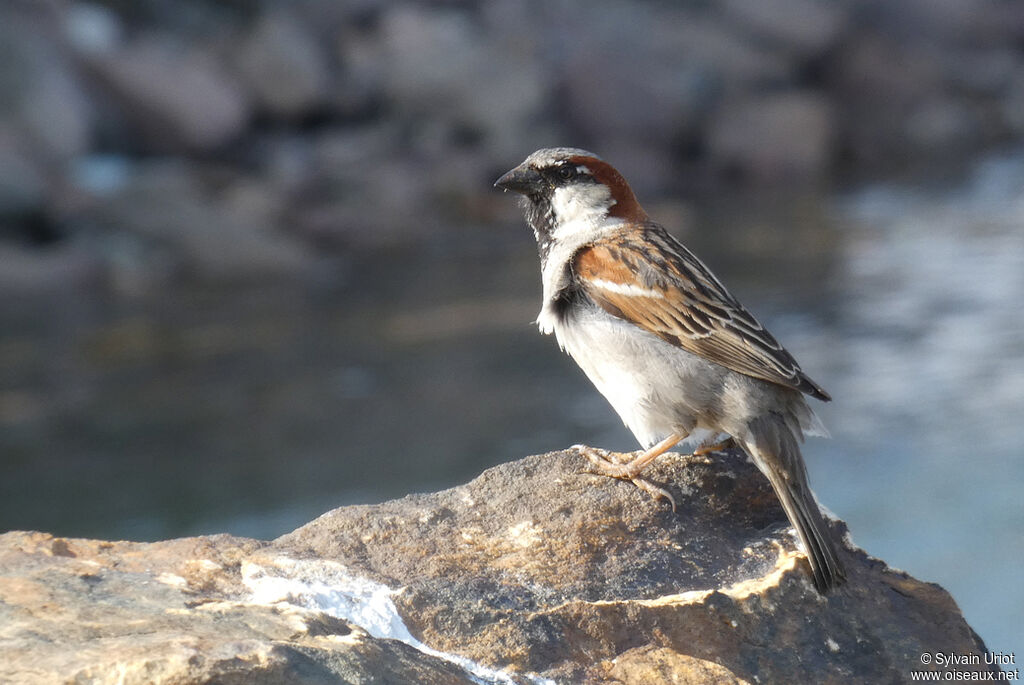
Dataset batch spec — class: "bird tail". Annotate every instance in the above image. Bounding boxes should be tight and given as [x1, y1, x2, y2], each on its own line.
[741, 417, 846, 594]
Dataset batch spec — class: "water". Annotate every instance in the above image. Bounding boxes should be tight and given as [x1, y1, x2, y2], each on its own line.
[825, 153, 1024, 660]
[1, 151, 1021, 658]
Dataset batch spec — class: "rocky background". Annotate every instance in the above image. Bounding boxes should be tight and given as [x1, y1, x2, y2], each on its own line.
[2, 0, 1023, 294]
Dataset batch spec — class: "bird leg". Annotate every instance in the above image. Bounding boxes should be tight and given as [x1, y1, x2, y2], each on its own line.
[581, 433, 684, 478]
[693, 437, 736, 456]
[575, 432, 686, 510]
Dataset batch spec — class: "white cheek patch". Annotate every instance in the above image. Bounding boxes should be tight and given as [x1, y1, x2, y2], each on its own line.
[550, 184, 617, 239]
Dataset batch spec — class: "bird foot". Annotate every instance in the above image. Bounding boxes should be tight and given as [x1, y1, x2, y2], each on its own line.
[574, 445, 677, 511]
[627, 477, 677, 511]
[692, 437, 737, 456]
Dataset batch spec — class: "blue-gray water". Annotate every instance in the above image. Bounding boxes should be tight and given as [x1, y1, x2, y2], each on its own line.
[1, 151, 1021, 657]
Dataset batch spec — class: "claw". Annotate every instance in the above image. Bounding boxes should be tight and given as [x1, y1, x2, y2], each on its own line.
[575, 442, 680, 511]
[579, 445, 628, 471]
[630, 477, 677, 511]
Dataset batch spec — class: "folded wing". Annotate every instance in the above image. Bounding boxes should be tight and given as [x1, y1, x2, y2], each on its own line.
[573, 227, 831, 402]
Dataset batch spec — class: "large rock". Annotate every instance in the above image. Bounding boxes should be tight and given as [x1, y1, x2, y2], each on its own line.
[706, 92, 835, 180]
[0, 449, 997, 684]
[78, 159, 308, 291]
[0, 5, 94, 222]
[86, 36, 250, 153]
[376, 4, 549, 162]
[0, 6, 95, 164]
[0, 130, 47, 219]
[233, 12, 331, 120]
[719, 0, 848, 58]
[0, 535, 476, 685]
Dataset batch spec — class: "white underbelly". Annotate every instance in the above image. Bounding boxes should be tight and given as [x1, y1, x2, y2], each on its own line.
[550, 306, 727, 449]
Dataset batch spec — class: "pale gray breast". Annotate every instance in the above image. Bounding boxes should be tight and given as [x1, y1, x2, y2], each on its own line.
[553, 301, 733, 447]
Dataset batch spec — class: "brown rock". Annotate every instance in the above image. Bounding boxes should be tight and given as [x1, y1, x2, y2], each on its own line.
[0, 534, 476, 685]
[602, 646, 751, 684]
[0, 450, 998, 684]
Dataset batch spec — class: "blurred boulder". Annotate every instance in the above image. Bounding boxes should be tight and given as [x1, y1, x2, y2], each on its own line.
[561, 7, 715, 146]
[377, 4, 549, 161]
[719, 0, 848, 58]
[0, 0, 1022, 300]
[81, 160, 307, 291]
[62, 1, 124, 56]
[0, 242, 104, 295]
[904, 97, 984, 151]
[1003, 72, 1024, 136]
[558, 2, 795, 194]
[234, 12, 330, 120]
[829, 34, 948, 165]
[870, 0, 1019, 46]
[0, 8, 94, 164]
[939, 46, 1022, 96]
[0, 131, 48, 219]
[87, 37, 250, 152]
[707, 91, 834, 180]
[299, 125, 438, 247]
[669, 11, 793, 87]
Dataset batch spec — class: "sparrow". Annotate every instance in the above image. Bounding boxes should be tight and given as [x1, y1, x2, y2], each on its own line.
[495, 147, 846, 593]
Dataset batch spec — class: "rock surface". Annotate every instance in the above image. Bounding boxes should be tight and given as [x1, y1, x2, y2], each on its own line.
[0, 448, 998, 684]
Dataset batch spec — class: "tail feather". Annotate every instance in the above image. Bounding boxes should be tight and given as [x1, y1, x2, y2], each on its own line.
[742, 417, 846, 593]
[774, 472, 846, 593]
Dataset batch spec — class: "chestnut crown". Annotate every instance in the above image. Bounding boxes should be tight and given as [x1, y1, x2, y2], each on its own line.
[495, 148, 647, 224]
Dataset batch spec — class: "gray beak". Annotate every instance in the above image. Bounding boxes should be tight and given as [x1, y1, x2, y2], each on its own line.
[494, 165, 543, 195]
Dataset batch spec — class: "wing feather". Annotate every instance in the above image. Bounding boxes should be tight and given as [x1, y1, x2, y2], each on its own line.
[572, 226, 831, 401]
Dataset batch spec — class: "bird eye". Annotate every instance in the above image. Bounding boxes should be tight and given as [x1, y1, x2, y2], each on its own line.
[557, 165, 576, 180]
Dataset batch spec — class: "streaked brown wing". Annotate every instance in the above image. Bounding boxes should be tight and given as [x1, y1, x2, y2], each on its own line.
[573, 227, 831, 401]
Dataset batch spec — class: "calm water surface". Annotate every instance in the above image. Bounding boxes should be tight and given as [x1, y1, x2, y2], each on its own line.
[1, 151, 1021, 656]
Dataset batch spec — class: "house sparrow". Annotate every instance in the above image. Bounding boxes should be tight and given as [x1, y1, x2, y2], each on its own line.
[495, 147, 846, 593]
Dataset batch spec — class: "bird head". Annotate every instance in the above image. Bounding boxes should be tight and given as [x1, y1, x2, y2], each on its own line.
[495, 148, 648, 254]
